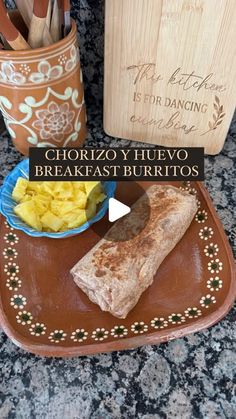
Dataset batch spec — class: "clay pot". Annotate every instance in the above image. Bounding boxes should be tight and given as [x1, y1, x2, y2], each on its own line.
[0, 18, 87, 156]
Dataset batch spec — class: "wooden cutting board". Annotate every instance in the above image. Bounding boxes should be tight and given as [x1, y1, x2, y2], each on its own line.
[104, 0, 236, 155]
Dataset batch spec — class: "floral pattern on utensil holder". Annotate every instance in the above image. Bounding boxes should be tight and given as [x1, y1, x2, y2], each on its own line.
[0, 20, 87, 155]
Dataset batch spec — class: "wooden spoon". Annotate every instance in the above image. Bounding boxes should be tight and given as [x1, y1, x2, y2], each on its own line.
[0, 0, 30, 50]
[63, 0, 71, 36]
[28, 0, 49, 48]
[16, 0, 53, 47]
[51, 0, 61, 42]
[0, 33, 10, 50]
[43, 0, 54, 46]
[46, 0, 53, 29]
[15, 0, 33, 28]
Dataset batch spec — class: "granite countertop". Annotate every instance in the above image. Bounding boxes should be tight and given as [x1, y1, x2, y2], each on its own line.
[1, 1, 236, 418]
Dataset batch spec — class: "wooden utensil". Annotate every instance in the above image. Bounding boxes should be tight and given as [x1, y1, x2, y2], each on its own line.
[0, 10, 28, 49]
[58, 0, 64, 29]
[43, 0, 54, 46]
[46, 0, 53, 28]
[0, 33, 9, 50]
[63, 0, 71, 36]
[28, 0, 49, 48]
[51, 0, 61, 42]
[15, 0, 33, 28]
[0, 0, 30, 50]
[15, 0, 53, 47]
[104, 0, 236, 155]
[9, 8, 29, 39]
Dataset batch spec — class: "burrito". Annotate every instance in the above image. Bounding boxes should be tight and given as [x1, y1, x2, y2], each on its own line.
[71, 185, 198, 318]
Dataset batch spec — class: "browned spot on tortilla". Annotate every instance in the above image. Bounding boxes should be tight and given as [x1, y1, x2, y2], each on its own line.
[95, 269, 106, 277]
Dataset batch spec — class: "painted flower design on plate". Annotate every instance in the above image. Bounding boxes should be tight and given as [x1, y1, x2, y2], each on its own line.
[181, 181, 191, 189]
[3, 247, 18, 260]
[16, 311, 33, 325]
[188, 187, 197, 195]
[131, 322, 148, 334]
[195, 210, 208, 223]
[4, 262, 19, 276]
[207, 277, 223, 292]
[204, 243, 219, 258]
[200, 294, 216, 308]
[32, 102, 75, 142]
[49, 330, 67, 343]
[71, 329, 88, 343]
[207, 259, 223, 274]
[10, 294, 26, 309]
[168, 313, 186, 324]
[30, 323, 47, 336]
[91, 328, 109, 341]
[4, 221, 13, 231]
[185, 307, 202, 318]
[111, 326, 128, 338]
[199, 226, 214, 240]
[150, 317, 168, 329]
[4, 233, 19, 245]
[6, 277, 21, 291]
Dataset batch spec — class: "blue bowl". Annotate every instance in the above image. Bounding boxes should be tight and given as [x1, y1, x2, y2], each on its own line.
[0, 159, 116, 239]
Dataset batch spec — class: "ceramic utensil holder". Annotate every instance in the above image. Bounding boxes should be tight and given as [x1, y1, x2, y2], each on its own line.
[0, 18, 87, 156]
[104, 0, 236, 155]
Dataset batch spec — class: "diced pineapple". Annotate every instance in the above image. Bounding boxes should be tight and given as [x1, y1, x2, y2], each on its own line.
[41, 211, 64, 232]
[50, 200, 63, 216]
[21, 194, 32, 203]
[14, 201, 42, 231]
[76, 211, 88, 227]
[53, 200, 78, 216]
[54, 182, 73, 199]
[34, 193, 51, 204]
[59, 223, 68, 232]
[66, 210, 88, 229]
[41, 182, 56, 197]
[84, 181, 101, 197]
[73, 190, 87, 209]
[72, 182, 85, 192]
[58, 189, 73, 200]
[12, 178, 29, 202]
[61, 209, 81, 223]
[32, 196, 49, 216]
[27, 181, 42, 193]
[12, 179, 106, 232]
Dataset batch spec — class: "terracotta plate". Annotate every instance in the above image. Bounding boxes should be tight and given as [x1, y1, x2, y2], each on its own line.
[0, 181, 235, 357]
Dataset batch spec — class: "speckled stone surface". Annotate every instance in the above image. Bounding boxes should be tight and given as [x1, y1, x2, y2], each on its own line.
[0, 1, 236, 418]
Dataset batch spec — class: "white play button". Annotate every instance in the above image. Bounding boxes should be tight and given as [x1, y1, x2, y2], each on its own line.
[108, 198, 131, 223]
